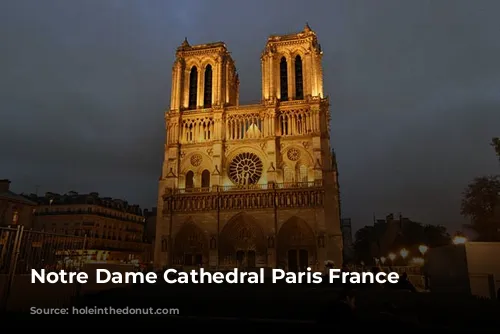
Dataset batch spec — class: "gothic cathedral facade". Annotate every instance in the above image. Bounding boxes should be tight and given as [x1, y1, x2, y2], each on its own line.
[155, 25, 343, 271]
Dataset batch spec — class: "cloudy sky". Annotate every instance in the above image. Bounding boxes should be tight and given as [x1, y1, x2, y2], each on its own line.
[1, 0, 499, 232]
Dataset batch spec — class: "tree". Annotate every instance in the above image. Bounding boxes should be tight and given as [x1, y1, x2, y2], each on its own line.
[492, 137, 500, 163]
[460, 175, 500, 241]
[353, 219, 450, 264]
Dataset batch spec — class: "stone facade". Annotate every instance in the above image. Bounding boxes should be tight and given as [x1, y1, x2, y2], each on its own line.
[155, 24, 342, 271]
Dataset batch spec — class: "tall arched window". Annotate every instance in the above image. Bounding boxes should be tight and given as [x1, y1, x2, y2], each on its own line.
[188, 66, 198, 110]
[296, 164, 308, 183]
[295, 55, 304, 100]
[201, 169, 210, 189]
[280, 57, 288, 101]
[186, 171, 194, 190]
[204, 65, 212, 108]
[283, 164, 294, 183]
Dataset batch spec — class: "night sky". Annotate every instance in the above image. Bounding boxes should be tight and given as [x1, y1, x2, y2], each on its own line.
[2, 0, 500, 232]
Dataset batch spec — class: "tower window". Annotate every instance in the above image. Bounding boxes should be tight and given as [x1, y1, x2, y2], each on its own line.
[280, 57, 288, 101]
[295, 55, 304, 100]
[204, 65, 212, 108]
[188, 66, 198, 110]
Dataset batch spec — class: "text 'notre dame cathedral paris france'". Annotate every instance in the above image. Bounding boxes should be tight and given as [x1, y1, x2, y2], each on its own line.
[155, 24, 343, 272]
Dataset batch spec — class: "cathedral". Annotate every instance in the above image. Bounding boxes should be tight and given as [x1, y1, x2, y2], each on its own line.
[154, 24, 343, 272]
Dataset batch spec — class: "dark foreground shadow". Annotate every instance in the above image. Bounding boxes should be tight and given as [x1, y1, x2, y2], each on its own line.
[2, 279, 499, 330]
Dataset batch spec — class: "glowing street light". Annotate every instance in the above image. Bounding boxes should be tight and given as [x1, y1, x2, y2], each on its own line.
[388, 253, 396, 265]
[418, 244, 428, 255]
[400, 248, 409, 259]
[453, 236, 467, 245]
[380, 256, 386, 264]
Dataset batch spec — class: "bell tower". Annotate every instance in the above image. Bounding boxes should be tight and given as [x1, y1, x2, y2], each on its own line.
[170, 38, 239, 112]
[261, 23, 324, 102]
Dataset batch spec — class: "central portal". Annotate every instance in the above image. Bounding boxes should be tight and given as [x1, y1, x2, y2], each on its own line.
[287, 249, 309, 272]
[278, 216, 317, 272]
[219, 213, 266, 269]
[236, 250, 256, 267]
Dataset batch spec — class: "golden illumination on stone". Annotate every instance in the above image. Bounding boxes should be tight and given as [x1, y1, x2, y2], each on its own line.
[155, 25, 342, 271]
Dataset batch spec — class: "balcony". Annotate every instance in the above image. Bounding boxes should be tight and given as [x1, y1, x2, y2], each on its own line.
[163, 181, 325, 213]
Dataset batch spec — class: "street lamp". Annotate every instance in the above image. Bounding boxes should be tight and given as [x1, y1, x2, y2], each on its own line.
[388, 253, 396, 266]
[418, 244, 428, 255]
[400, 248, 409, 259]
[380, 256, 386, 265]
[453, 236, 467, 245]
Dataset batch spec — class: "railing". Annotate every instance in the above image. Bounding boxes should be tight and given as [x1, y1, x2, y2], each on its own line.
[163, 181, 325, 213]
[171, 181, 322, 194]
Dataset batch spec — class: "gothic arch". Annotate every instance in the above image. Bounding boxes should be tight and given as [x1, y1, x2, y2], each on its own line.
[203, 64, 213, 108]
[291, 47, 308, 59]
[173, 222, 209, 266]
[180, 151, 213, 174]
[277, 216, 317, 271]
[188, 66, 198, 109]
[283, 146, 313, 166]
[185, 57, 203, 70]
[180, 151, 213, 189]
[279, 56, 289, 101]
[219, 212, 267, 268]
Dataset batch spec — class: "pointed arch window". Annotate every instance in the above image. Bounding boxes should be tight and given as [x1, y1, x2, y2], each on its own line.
[186, 171, 194, 190]
[280, 57, 288, 101]
[188, 66, 198, 110]
[204, 65, 212, 108]
[201, 169, 210, 189]
[296, 164, 308, 183]
[295, 55, 304, 100]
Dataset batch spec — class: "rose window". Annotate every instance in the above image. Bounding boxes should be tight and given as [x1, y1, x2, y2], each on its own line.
[190, 154, 202, 167]
[287, 148, 301, 161]
[228, 152, 263, 185]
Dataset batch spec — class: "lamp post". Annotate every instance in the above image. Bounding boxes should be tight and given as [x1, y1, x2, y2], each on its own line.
[418, 244, 428, 256]
[388, 253, 396, 266]
[400, 248, 409, 264]
[452, 236, 467, 245]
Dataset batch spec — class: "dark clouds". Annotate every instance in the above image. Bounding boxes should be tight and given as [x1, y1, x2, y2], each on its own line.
[1, 0, 500, 232]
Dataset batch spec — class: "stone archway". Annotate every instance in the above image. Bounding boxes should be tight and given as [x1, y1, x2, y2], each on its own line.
[219, 213, 267, 269]
[277, 217, 316, 272]
[173, 223, 209, 268]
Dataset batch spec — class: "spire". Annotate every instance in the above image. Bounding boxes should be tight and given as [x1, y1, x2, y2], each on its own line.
[180, 37, 190, 48]
[304, 22, 312, 32]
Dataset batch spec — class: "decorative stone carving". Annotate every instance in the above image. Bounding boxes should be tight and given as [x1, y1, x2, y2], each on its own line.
[207, 148, 213, 156]
[180, 151, 186, 159]
[287, 148, 300, 161]
[302, 141, 310, 149]
[190, 154, 202, 167]
[228, 152, 263, 185]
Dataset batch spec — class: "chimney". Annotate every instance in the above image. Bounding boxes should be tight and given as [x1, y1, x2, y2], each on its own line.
[0, 179, 11, 192]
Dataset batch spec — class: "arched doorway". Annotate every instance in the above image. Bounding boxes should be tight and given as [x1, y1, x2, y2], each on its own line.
[173, 223, 208, 267]
[219, 213, 267, 269]
[277, 217, 316, 272]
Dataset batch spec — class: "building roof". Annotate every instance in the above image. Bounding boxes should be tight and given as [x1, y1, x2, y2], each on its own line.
[0, 191, 38, 206]
[24, 191, 143, 216]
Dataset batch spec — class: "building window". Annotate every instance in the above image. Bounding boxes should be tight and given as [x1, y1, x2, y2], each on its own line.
[295, 55, 304, 100]
[280, 57, 288, 101]
[186, 171, 194, 190]
[188, 66, 198, 110]
[204, 65, 212, 108]
[201, 169, 210, 189]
